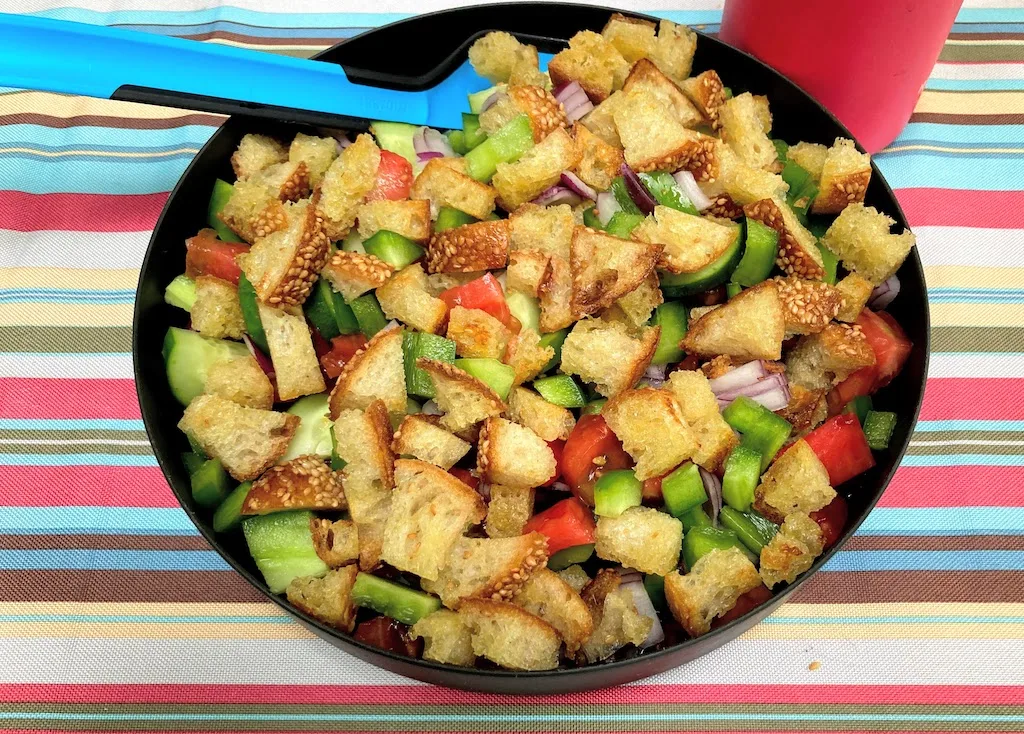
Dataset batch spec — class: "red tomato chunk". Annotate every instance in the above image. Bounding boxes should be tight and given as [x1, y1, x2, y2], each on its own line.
[802, 414, 876, 486]
[522, 496, 596, 555]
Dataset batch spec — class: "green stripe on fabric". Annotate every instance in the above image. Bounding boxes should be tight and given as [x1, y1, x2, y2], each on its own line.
[931, 327, 1024, 353]
[0, 326, 130, 353]
[939, 44, 1024, 63]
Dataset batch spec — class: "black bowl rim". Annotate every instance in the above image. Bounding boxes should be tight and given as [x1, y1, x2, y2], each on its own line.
[132, 1, 931, 688]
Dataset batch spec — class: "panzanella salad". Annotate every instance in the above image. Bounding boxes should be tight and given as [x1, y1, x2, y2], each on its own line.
[163, 15, 916, 671]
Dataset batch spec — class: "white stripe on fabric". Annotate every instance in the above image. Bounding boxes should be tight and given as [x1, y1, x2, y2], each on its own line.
[931, 63, 1024, 81]
[915, 227, 1024, 268]
[927, 353, 1024, 378]
[0, 353, 134, 379]
[0, 230, 150, 269]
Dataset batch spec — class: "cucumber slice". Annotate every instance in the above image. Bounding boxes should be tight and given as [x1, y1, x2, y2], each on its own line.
[547, 543, 595, 571]
[351, 572, 440, 625]
[304, 279, 341, 340]
[237, 274, 269, 354]
[539, 328, 568, 373]
[638, 171, 699, 215]
[162, 327, 249, 406]
[447, 130, 468, 156]
[341, 230, 366, 253]
[282, 394, 332, 462]
[593, 469, 643, 517]
[721, 443, 762, 512]
[349, 293, 388, 337]
[242, 511, 329, 594]
[580, 398, 606, 416]
[731, 217, 779, 287]
[364, 229, 425, 270]
[464, 115, 533, 183]
[661, 462, 708, 518]
[605, 211, 645, 239]
[682, 526, 753, 570]
[213, 481, 252, 533]
[181, 451, 205, 475]
[191, 458, 231, 508]
[207, 179, 243, 243]
[532, 374, 586, 408]
[434, 206, 477, 233]
[506, 292, 540, 333]
[454, 358, 515, 400]
[468, 84, 503, 114]
[369, 121, 419, 165]
[719, 506, 778, 555]
[462, 112, 487, 150]
[403, 331, 456, 399]
[650, 301, 688, 365]
[659, 229, 744, 297]
[164, 274, 197, 311]
[722, 396, 793, 470]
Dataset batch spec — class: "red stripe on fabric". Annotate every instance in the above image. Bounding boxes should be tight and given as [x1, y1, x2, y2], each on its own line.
[895, 188, 1024, 228]
[0, 379, 140, 419]
[919, 378, 1024, 420]
[880, 465, 1024, 507]
[0, 466, 175, 508]
[0, 191, 168, 232]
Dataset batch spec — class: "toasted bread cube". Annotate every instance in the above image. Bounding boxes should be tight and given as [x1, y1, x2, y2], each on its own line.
[332, 400, 395, 497]
[513, 566, 594, 654]
[391, 414, 470, 470]
[683, 281, 785, 361]
[751, 94, 772, 133]
[784, 322, 876, 391]
[203, 355, 275, 410]
[477, 417, 557, 487]
[759, 512, 825, 588]
[318, 133, 381, 240]
[417, 358, 507, 434]
[581, 90, 626, 148]
[426, 219, 510, 274]
[631, 207, 738, 275]
[289, 132, 338, 187]
[422, 532, 548, 606]
[178, 395, 298, 481]
[355, 519, 386, 571]
[754, 439, 836, 524]
[813, 138, 871, 214]
[664, 547, 762, 636]
[601, 14, 657, 63]
[571, 226, 662, 317]
[623, 58, 702, 128]
[447, 306, 512, 360]
[425, 271, 477, 296]
[328, 328, 407, 417]
[485, 484, 535, 539]
[572, 122, 625, 191]
[548, 30, 630, 103]
[538, 255, 575, 333]
[680, 70, 726, 130]
[482, 85, 568, 143]
[311, 517, 360, 568]
[507, 387, 576, 442]
[410, 609, 475, 666]
[822, 203, 916, 285]
[603, 389, 695, 480]
[595, 506, 683, 575]
[713, 144, 789, 206]
[579, 569, 652, 663]
[561, 319, 660, 397]
[778, 384, 828, 434]
[559, 564, 591, 593]
[190, 275, 245, 340]
[507, 249, 551, 297]
[614, 87, 719, 178]
[231, 133, 288, 180]
[665, 370, 739, 472]
[493, 128, 580, 211]
[458, 598, 561, 670]
[241, 196, 331, 308]
[381, 459, 486, 580]
[719, 92, 778, 171]
[242, 454, 344, 515]
[835, 272, 875, 322]
[509, 203, 574, 260]
[468, 31, 537, 84]
[374, 264, 447, 334]
[786, 141, 828, 180]
[410, 158, 497, 220]
[286, 565, 358, 632]
[356, 199, 431, 243]
[504, 327, 554, 386]
[218, 177, 289, 244]
[320, 251, 393, 303]
[651, 19, 698, 82]
[774, 276, 843, 336]
[257, 303, 325, 401]
[744, 197, 825, 280]
[510, 48, 549, 89]
[606, 272, 663, 329]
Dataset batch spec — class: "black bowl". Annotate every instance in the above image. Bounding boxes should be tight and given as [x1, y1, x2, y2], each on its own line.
[133, 2, 930, 694]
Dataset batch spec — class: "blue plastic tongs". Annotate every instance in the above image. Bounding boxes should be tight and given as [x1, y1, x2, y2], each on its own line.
[0, 13, 501, 129]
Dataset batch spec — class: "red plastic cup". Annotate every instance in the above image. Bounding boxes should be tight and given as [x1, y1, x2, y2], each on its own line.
[719, 0, 962, 153]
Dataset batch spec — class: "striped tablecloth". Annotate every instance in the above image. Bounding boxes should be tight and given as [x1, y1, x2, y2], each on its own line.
[1, 0, 1023, 730]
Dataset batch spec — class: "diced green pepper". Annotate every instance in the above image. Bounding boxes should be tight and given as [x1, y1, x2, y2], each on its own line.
[721, 443, 762, 512]
[329, 428, 346, 471]
[304, 279, 342, 339]
[662, 462, 708, 518]
[462, 112, 487, 150]
[644, 573, 667, 611]
[863, 410, 897, 450]
[539, 328, 569, 373]
[722, 396, 794, 470]
[207, 179, 243, 243]
[186, 432, 206, 457]
[454, 358, 515, 400]
[403, 331, 456, 399]
[330, 291, 360, 335]
[363, 229, 425, 270]
[349, 293, 388, 337]
[532, 374, 587, 408]
[719, 506, 778, 555]
[638, 171, 699, 215]
[213, 481, 252, 533]
[164, 274, 196, 311]
[843, 395, 874, 426]
[243, 511, 329, 594]
[722, 86, 734, 99]
[464, 115, 533, 182]
[594, 469, 643, 517]
[731, 217, 780, 287]
[679, 505, 712, 531]
[582, 205, 603, 230]
[351, 572, 440, 625]
[547, 543, 595, 571]
[605, 211, 645, 239]
[434, 206, 477, 233]
[683, 526, 750, 570]
[817, 242, 839, 285]
[191, 458, 231, 508]
[726, 282, 743, 299]
[181, 450, 205, 475]
[446, 129, 468, 156]
[237, 273, 269, 354]
[610, 176, 642, 216]
[506, 292, 540, 333]
[781, 161, 819, 223]
[581, 398, 607, 416]
[650, 301, 688, 365]
[773, 139, 789, 161]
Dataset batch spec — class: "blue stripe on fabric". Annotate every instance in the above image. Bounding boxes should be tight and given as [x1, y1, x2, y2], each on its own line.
[957, 7, 1024, 22]
[896, 123, 1024, 145]
[929, 295, 1024, 303]
[0, 125, 218, 149]
[950, 21, 1024, 32]
[900, 455, 1024, 467]
[0, 507, 197, 535]
[858, 507, 1024, 536]
[0, 454, 156, 467]
[915, 420, 1024, 432]
[113, 22, 365, 40]
[873, 153, 1024, 191]
[0, 291, 135, 305]
[926, 78, 1024, 91]
[0, 157, 191, 194]
[0, 419, 146, 431]
[0, 550, 230, 571]
[823, 550, 1024, 572]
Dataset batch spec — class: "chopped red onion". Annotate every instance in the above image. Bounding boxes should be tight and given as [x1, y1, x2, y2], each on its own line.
[554, 80, 594, 123]
[566, 99, 594, 123]
[243, 334, 275, 378]
[618, 570, 643, 585]
[643, 363, 668, 389]
[552, 80, 573, 99]
[550, 481, 572, 493]
[595, 191, 621, 226]
[418, 151, 445, 161]
[477, 482, 491, 501]
[532, 185, 582, 207]
[561, 171, 598, 201]
[554, 80, 584, 106]
[715, 372, 791, 412]
[699, 467, 722, 526]
[413, 126, 455, 162]
[868, 274, 901, 310]
[420, 400, 442, 415]
[708, 360, 769, 394]
[480, 90, 503, 113]
[673, 170, 713, 211]
[622, 580, 665, 648]
[620, 164, 657, 215]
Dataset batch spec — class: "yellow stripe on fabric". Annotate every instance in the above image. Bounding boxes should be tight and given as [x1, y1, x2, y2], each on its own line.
[0, 268, 139, 291]
[0, 302, 133, 327]
[741, 623, 1024, 640]
[915, 89, 1024, 114]
[770, 602, 1024, 618]
[0, 602, 284, 616]
[930, 302, 1024, 327]
[925, 266, 1024, 290]
[0, 147, 200, 159]
[0, 622, 315, 640]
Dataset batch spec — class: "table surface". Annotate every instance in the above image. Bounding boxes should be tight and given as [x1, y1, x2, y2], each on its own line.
[1, 0, 1022, 730]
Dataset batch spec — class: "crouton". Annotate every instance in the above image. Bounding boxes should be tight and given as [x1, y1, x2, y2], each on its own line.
[595, 506, 683, 575]
[286, 565, 358, 632]
[203, 355, 275, 410]
[601, 14, 657, 63]
[289, 132, 338, 187]
[417, 358, 506, 434]
[218, 173, 291, 244]
[355, 199, 431, 243]
[559, 564, 591, 593]
[510, 49, 549, 89]
[680, 70, 727, 129]
[602, 389, 695, 480]
[410, 159, 497, 220]
[410, 609, 476, 666]
[719, 92, 778, 171]
[190, 276, 245, 340]
[713, 144, 789, 206]
[631, 207, 738, 274]
[332, 400, 395, 501]
[447, 306, 512, 359]
[425, 271, 477, 296]
[560, 318, 660, 397]
[509, 203, 574, 260]
[665, 370, 739, 473]
[507, 249, 551, 297]
[507, 387, 576, 442]
[485, 484, 535, 539]
[744, 197, 825, 280]
[391, 414, 470, 470]
[422, 532, 548, 606]
[242, 454, 344, 515]
[751, 94, 772, 134]
[683, 281, 785, 361]
[493, 128, 580, 211]
[784, 322, 876, 391]
[380, 459, 485, 580]
[375, 264, 448, 333]
[835, 272, 875, 322]
[778, 384, 828, 434]
[468, 31, 538, 84]
[538, 255, 575, 333]
[241, 196, 331, 308]
[606, 272, 663, 329]
[622, 58, 702, 128]
[548, 30, 630, 103]
[328, 328, 406, 417]
[481, 86, 568, 143]
[774, 276, 843, 336]
[477, 417, 557, 487]
[319, 251, 393, 303]
[753, 439, 836, 523]
[354, 519, 386, 571]
[813, 138, 871, 214]
[785, 142, 828, 180]
[821, 203, 916, 285]
[650, 19, 698, 83]
[664, 547, 762, 636]
[759, 512, 825, 588]
[572, 122, 625, 191]
[426, 219, 510, 274]
[570, 226, 662, 317]
[231, 133, 288, 180]
[614, 87, 719, 178]
[311, 517, 360, 568]
[317, 133, 381, 241]
[579, 569, 652, 663]
[256, 303, 325, 401]
[504, 327, 554, 386]
[178, 395, 299, 481]
[581, 90, 626, 148]
[513, 566, 594, 654]
[458, 599, 561, 670]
